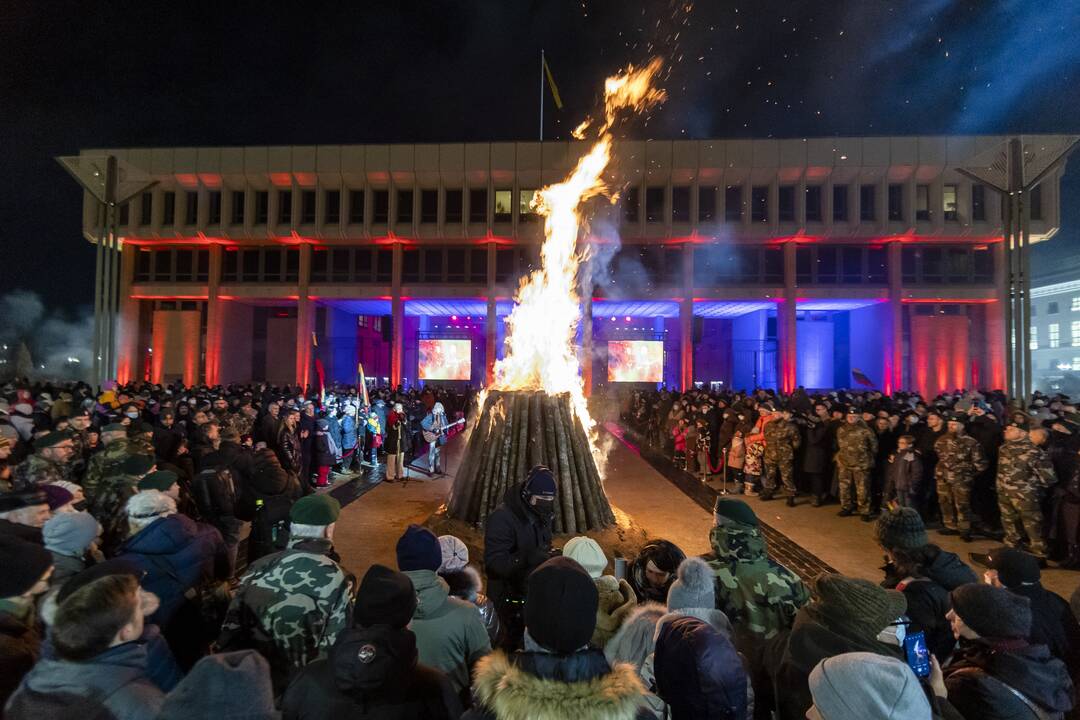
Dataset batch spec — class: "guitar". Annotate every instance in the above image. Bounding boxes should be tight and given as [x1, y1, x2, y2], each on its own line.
[422, 417, 466, 443]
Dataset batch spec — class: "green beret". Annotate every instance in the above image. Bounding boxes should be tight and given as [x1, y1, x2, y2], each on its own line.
[36, 430, 74, 449]
[120, 454, 155, 476]
[137, 470, 178, 492]
[713, 497, 759, 527]
[102, 423, 127, 433]
[290, 495, 341, 526]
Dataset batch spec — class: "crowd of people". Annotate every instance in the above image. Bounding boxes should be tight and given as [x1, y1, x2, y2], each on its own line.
[0, 377, 1077, 719]
[624, 386, 1080, 566]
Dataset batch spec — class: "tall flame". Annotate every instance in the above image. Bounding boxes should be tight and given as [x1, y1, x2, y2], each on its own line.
[490, 58, 666, 466]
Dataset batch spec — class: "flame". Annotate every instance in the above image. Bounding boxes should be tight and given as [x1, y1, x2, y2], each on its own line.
[491, 59, 666, 470]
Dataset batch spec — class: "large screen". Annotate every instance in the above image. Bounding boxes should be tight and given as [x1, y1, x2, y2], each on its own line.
[419, 339, 472, 381]
[607, 340, 663, 383]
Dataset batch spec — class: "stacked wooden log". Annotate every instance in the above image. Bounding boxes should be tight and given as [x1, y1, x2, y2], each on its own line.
[448, 390, 615, 533]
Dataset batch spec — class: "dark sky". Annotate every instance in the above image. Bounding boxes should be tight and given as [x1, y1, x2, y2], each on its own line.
[3, 0, 1079, 313]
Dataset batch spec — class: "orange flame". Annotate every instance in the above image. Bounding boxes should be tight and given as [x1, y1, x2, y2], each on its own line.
[491, 59, 666, 470]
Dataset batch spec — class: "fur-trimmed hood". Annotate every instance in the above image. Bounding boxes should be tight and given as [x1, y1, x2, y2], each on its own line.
[471, 649, 647, 720]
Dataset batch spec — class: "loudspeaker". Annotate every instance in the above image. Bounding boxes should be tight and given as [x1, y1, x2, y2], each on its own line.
[382, 315, 393, 342]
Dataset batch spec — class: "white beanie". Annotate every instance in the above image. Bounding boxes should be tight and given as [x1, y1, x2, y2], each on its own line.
[562, 536, 608, 579]
[438, 535, 469, 572]
[126, 490, 177, 530]
[808, 653, 932, 720]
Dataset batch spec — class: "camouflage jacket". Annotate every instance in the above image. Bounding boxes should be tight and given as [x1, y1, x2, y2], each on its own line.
[996, 438, 1056, 494]
[835, 421, 878, 471]
[763, 419, 801, 459]
[128, 435, 156, 457]
[11, 453, 72, 491]
[706, 522, 809, 639]
[88, 471, 139, 552]
[219, 537, 354, 681]
[82, 439, 135, 505]
[933, 432, 989, 478]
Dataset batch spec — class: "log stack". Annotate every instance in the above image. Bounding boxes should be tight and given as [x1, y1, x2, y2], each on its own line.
[448, 390, 614, 533]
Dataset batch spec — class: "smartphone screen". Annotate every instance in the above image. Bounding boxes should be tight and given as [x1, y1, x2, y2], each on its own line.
[904, 631, 931, 678]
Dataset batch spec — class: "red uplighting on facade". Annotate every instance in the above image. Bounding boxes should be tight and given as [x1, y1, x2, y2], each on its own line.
[901, 298, 997, 304]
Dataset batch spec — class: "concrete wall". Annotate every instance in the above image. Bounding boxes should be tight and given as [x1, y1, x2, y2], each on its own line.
[731, 310, 772, 392]
[265, 317, 297, 385]
[796, 318, 834, 390]
[218, 301, 253, 385]
[325, 306, 358, 385]
[848, 303, 889, 390]
[151, 310, 200, 385]
[911, 314, 970, 398]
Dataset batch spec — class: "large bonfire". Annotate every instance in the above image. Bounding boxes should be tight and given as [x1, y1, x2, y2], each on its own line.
[448, 59, 666, 533]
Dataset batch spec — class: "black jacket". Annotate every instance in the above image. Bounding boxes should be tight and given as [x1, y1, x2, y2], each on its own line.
[886, 546, 977, 661]
[654, 615, 748, 720]
[1011, 583, 1080, 677]
[800, 419, 832, 474]
[482, 483, 552, 604]
[282, 625, 461, 720]
[945, 638, 1074, 720]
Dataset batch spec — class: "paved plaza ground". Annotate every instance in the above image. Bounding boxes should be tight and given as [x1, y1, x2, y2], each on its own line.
[330, 423, 1079, 599]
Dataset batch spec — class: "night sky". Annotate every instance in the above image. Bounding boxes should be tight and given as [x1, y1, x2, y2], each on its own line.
[3, 0, 1079, 314]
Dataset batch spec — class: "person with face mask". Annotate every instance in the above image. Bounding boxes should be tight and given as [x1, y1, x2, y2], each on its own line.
[482, 465, 557, 652]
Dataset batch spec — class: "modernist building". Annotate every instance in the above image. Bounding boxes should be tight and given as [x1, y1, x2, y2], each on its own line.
[78, 136, 1066, 397]
[1031, 255, 1080, 393]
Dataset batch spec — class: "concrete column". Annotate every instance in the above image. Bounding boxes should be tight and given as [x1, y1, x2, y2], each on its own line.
[115, 243, 140, 384]
[485, 241, 497, 387]
[681, 243, 695, 391]
[987, 240, 1008, 391]
[582, 296, 594, 396]
[203, 245, 223, 386]
[295, 244, 314, 389]
[777, 242, 798, 393]
[390, 242, 404, 388]
[887, 241, 904, 395]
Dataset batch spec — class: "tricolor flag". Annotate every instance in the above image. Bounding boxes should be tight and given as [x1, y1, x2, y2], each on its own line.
[312, 332, 326, 405]
[851, 368, 875, 388]
[356, 362, 370, 407]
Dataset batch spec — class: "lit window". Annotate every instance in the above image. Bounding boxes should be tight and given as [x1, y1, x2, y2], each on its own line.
[1072, 297, 1080, 312]
[1049, 323, 1060, 349]
[1030, 326, 1038, 350]
[493, 190, 513, 223]
[943, 185, 958, 221]
[518, 190, 538, 222]
[1072, 320, 1080, 347]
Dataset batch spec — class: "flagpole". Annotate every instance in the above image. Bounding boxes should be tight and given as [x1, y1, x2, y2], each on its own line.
[539, 48, 545, 142]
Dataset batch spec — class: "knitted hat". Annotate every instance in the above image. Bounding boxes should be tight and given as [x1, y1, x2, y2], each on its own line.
[56, 558, 143, 605]
[807, 653, 931, 720]
[36, 430, 73, 449]
[562, 536, 608, 579]
[813, 573, 907, 638]
[289, 495, 340, 526]
[43, 511, 101, 556]
[137, 470, 178, 492]
[525, 556, 599, 653]
[42, 484, 74, 511]
[159, 650, 277, 720]
[0, 489, 48, 513]
[713, 497, 759, 527]
[874, 508, 928, 551]
[120, 454, 155, 476]
[987, 547, 1041, 587]
[523, 465, 557, 498]
[354, 564, 417, 629]
[0, 535, 53, 598]
[438, 535, 469, 572]
[950, 583, 1032, 639]
[395, 524, 442, 572]
[667, 557, 716, 611]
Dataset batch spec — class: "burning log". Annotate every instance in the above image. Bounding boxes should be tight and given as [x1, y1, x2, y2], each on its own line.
[448, 390, 614, 534]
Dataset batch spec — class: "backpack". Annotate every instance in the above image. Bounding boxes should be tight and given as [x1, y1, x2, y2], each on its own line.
[247, 495, 292, 564]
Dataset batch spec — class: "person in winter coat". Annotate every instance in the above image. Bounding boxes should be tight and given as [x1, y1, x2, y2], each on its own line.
[875, 508, 977, 660]
[282, 564, 462, 720]
[277, 407, 303, 482]
[437, 535, 500, 646]
[0, 536, 53, 708]
[884, 434, 924, 510]
[384, 403, 410, 482]
[5, 573, 164, 720]
[563, 535, 638, 647]
[654, 615, 749, 720]
[627, 538, 686, 605]
[706, 499, 808, 643]
[117, 490, 228, 629]
[396, 524, 491, 703]
[605, 603, 668, 718]
[944, 583, 1074, 720]
[339, 404, 360, 470]
[312, 417, 336, 488]
[42, 511, 101, 589]
[766, 573, 907, 720]
[807, 653, 934, 720]
[980, 547, 1080, 678]
[836, 408, 879, 520]
[158, 650, 277, 720]
[464, 556, 651, 720]
[483, 465, 557, 650]
[802, 404, 835, 507]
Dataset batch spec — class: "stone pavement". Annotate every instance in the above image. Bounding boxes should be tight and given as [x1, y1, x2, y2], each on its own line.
[330, 423, 1079, 600]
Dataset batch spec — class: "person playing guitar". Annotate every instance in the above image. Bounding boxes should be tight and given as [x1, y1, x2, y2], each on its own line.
[420, 402, 464, 475]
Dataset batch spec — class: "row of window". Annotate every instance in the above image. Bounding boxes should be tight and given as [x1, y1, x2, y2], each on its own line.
[117, 180, 1042, 230]
[1034, 297, 1080, 316]
[134, 248, 211, 283]
[1031, 321, 1080, 350]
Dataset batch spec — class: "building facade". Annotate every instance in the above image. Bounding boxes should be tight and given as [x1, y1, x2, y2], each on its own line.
[79, 136, 1066, 397]
[1031, 256, 1080, 393]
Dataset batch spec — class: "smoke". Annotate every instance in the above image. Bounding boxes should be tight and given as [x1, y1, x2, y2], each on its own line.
[0, 290, 94, 382]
